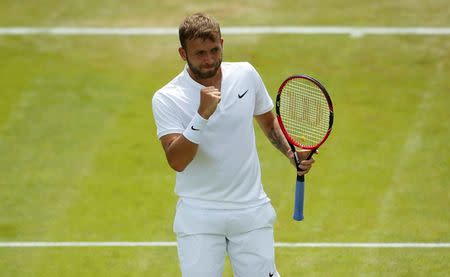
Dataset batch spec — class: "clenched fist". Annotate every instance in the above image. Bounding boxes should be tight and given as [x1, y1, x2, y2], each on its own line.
[197, 86, 221, 119]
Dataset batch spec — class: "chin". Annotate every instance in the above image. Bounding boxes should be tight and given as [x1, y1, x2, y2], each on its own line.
[199, 70, 218, 79]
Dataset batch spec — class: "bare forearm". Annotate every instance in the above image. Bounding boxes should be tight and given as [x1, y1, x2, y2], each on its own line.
[160, 134, 199, 172]
[255, 111, 315, 175]
[266, 119, 291, 157]
[255, 111, 291, 158]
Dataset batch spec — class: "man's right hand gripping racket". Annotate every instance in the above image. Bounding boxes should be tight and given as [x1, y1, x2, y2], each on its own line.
[275, 75, 334, 221]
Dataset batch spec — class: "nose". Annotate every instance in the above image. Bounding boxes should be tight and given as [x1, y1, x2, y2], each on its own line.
[204, 52, 215, 65]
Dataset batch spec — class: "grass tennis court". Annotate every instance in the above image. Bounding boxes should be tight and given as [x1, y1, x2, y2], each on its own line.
[0, 1, 449, 276]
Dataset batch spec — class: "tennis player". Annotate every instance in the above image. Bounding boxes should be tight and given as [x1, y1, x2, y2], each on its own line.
[152, 13, 314, 277]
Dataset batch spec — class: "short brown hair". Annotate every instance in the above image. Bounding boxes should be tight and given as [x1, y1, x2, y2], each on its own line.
[179, 13, 221, 49]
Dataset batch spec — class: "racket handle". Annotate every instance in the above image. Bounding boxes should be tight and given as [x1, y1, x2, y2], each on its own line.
[293, 150, 314, 221]
[293, 175, 305, 221]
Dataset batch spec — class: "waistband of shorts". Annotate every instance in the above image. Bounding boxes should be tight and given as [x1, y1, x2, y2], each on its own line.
[179, 197, 270, 210]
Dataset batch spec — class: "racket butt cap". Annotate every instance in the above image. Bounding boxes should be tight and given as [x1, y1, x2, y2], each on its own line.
[293, 214, 304, 221]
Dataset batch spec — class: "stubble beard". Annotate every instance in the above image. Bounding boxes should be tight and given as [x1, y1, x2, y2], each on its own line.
[186, 56, 222, 80]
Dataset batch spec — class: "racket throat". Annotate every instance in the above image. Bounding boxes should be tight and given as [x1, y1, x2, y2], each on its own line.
[291, 145, 300, 168]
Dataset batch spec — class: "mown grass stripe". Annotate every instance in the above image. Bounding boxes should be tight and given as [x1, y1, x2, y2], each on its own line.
[0, 26, 449, 36]
[1, 242, 449, 248]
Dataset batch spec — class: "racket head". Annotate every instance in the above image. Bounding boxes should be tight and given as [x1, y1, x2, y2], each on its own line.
[275, 75, 334, 150]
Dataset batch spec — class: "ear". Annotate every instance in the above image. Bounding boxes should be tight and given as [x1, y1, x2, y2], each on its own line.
[178, 47, 187, 61]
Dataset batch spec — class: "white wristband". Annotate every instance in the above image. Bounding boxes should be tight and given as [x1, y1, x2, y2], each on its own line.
[182, 113, 208, 144]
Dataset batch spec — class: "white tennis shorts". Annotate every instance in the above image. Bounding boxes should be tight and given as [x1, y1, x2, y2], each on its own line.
[173, 200, 281, 277]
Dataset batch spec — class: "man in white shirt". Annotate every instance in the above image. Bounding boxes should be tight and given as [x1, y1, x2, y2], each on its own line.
[152, 13, 314, 277]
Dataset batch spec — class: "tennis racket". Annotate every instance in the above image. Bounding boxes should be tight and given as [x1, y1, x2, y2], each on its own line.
[275, 75, 334, 221]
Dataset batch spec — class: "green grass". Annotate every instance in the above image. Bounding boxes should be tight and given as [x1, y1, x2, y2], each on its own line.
[0, 0, 449, 26]
[1, 1, 449, 276]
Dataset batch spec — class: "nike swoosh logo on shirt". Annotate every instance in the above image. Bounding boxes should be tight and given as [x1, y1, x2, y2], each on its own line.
[191, 126, 200, 131]
[238, 89, 249, 99]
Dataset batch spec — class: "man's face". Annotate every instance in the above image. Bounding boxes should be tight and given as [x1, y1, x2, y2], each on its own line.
[179, 37, 223, 80]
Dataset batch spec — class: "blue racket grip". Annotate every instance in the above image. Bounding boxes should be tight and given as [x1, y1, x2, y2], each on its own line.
[293, 174, 305, 221]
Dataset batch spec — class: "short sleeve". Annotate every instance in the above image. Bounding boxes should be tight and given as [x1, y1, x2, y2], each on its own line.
[249, 64, 274, 115]
[152, 91, 184, 139]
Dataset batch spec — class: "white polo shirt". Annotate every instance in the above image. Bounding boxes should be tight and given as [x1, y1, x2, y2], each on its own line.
[152, 62, 274, 209]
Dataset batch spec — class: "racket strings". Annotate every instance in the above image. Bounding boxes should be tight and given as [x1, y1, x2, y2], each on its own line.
[280, 79, 330, 147]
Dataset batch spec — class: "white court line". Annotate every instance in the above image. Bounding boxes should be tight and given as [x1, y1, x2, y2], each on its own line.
[275, 242, 450, 248]
[0, 242, 177, 248]
[0, 26, 449, 36]
[0, 242, 449, 248]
